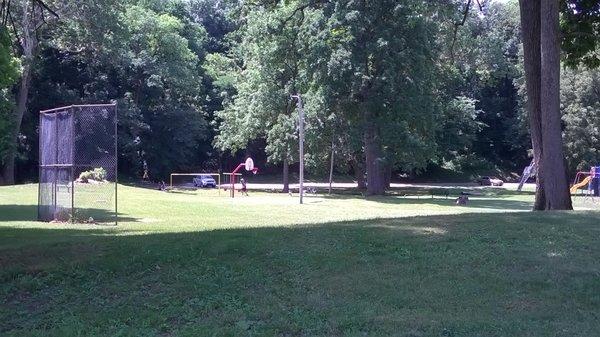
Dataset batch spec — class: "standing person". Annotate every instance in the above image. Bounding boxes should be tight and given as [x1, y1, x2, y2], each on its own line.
[240, 178, 248, 196]
[142, 160, 149, 181]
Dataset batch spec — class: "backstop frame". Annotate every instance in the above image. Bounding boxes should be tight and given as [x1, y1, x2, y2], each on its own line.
[38, 103, 118, 224]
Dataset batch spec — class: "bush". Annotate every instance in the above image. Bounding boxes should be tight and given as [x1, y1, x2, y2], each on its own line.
[441, 154, 498, 177]
[78, 168, 107, 183]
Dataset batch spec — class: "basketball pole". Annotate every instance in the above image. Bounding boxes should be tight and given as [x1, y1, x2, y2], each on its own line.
[292, 94, 305, 205]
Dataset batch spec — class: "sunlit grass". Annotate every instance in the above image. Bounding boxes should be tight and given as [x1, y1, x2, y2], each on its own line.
[0, 183, 538, 233]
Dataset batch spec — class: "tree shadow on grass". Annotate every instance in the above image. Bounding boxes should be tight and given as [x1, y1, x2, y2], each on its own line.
[385, 185, 536, 197]
[2, 211, 600, 335]
[306, 185, 537, 198]
[315, 193, 534, 211]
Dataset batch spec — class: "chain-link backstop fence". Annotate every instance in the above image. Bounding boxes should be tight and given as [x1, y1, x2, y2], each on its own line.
[38, 104, 117, 224]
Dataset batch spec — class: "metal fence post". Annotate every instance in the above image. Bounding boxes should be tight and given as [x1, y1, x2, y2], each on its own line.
[71, 107, 75, 223]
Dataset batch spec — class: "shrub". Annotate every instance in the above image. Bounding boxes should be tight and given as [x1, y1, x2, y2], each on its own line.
[78, 167, 107, 182]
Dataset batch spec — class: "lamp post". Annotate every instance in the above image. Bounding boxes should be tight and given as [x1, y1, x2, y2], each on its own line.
[292, 94, 305, 204]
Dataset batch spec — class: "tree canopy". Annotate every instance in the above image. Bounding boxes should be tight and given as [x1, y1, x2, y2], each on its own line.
[1, 0, 600, 204]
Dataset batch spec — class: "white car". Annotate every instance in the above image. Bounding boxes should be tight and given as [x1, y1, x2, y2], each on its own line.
[193, 174, 216, 188]
[478, 176, 504, 186]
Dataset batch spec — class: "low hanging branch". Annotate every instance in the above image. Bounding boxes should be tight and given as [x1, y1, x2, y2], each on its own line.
[449, 0, 484, 61]
[2, 0, 59, 54]
[34, 0, 58, 18]
[1, 0, 7, 25]
[2, 0, 59, 32]
[274, 0, 326, 33]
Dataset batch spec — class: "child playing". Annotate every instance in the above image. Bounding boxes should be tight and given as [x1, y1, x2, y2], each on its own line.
[240, 178, 249, 196]
[455, 192, 469, 206]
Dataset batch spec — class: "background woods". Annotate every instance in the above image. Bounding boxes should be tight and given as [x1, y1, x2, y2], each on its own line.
[1, 0, 599, 208]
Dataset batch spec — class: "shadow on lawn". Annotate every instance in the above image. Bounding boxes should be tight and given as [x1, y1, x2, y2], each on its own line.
[0, 204, 140, 223]
[315, 193, 534, 210]
[1, 211, 599, 270]
[2, 211, 600, 335]
[307, 185, 536, 197]
[2, 210, 597, 244]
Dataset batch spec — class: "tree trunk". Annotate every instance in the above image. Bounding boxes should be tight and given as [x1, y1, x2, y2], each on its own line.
[519, 0, 546, 210]
[354, 158, 366, 190]
[282, 158, 289, 193]
[1, 1, 35, 185]
[364, 111, 386, 195]
[384, 163, 392, 189]
[0, 156, 14, 185]
[540, 0, 572, 210]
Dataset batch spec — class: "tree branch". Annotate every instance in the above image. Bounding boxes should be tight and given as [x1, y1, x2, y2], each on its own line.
[7, 9, 21, 54]
[475, 0, 483, 12]
[34, 0, 58, 18]
[275, 0, 325, 32]
[450, 0, 472, 62]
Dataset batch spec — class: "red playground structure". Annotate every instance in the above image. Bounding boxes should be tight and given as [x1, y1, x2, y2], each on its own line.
[229, 157, 258, 198]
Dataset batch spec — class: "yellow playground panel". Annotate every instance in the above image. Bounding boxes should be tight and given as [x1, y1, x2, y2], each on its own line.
[570, 176, 592, 194]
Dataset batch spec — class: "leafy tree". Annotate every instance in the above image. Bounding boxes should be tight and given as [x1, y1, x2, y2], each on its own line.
[320, 0, 441, 195]
[24, 0, 212, 179]
[437, 0, 527, 173]
[561, 67, 600, 173]
[0, 27, 20, 172]
[211, 2, 319, 192]
[561, 0, 600, 68]
[0, 0, 58, 185]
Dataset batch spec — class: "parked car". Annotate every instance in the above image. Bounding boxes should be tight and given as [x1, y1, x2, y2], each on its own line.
[477, 176, 504, 186]
[193, 174, 216, 188]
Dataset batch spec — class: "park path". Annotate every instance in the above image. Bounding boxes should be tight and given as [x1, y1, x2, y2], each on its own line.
[244, 181, 534, 191]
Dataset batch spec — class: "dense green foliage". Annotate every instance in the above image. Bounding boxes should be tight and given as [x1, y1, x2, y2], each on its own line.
[562, 67, 600, 172]
[0, 27, 19, 167]
[2, 0, 600, 184]
[561, 0, 600, 68]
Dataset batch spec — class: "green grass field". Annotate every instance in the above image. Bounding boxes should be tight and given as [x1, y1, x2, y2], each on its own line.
[1, 184, 600, 336]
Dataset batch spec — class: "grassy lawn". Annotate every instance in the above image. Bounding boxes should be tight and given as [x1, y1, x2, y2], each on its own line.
[1, 184, 600, 336]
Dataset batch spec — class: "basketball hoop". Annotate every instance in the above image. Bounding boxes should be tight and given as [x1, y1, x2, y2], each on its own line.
[229, 157, 259, 197]
[245, 158, 254, 171]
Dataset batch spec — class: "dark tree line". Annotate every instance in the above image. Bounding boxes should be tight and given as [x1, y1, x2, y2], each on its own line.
[1, 0, 599, 210]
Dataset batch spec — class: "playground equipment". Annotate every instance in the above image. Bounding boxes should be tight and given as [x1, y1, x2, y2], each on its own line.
[222, 172, 242, 192]
[229, 158, 258, 197]
[570, 166, 600, 196]
[570, 176, 592, 194]
[517, 160, 536, 191]
[38, 104, 117, 224]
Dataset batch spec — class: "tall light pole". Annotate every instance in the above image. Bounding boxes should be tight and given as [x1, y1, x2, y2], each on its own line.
[292, 94, 304, 204]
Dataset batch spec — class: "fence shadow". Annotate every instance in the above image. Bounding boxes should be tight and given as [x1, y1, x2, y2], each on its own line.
[0, 204, 139, 223]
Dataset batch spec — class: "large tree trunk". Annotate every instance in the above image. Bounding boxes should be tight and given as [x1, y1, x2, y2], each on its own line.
[353, 158, 366, 190]
[540, 0, 572, 210]
[519, 0, 546, 210]
[282, 158, 289, 193]
[1, 1, 36, 185]
[384, 163, 392, 189]
[364, 111, 386, 195]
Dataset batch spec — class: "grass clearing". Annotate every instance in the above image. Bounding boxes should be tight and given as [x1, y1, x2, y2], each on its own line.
[1, 184, 600, 336]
